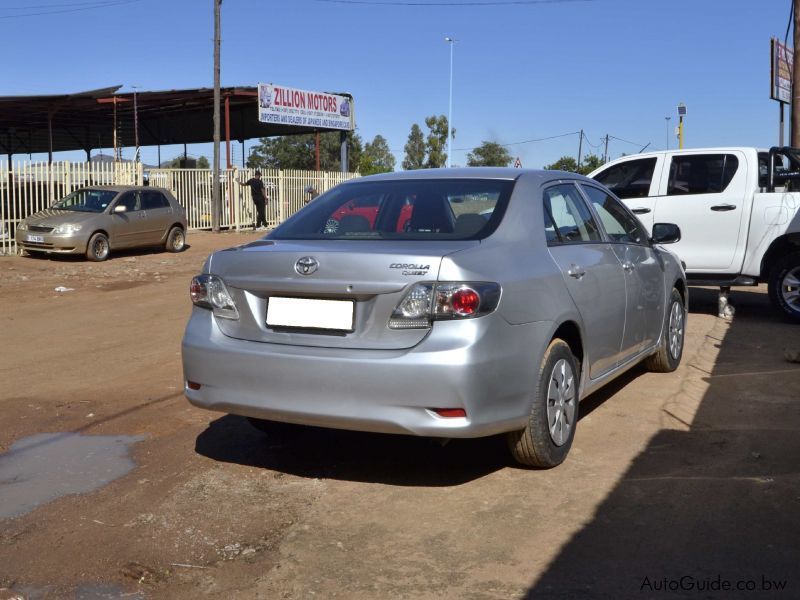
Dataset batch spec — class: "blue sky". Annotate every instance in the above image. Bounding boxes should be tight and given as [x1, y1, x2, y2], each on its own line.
[2, 0, 794, 169]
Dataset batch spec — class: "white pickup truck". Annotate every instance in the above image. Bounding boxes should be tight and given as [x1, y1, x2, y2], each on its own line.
[589, 147, 800, 322]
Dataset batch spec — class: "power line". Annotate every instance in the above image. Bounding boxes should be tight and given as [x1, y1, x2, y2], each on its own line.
[311, 0, 589, 6]
[0, 0, 142, 19]
[453, 131, 579, 151]
[607, 134, 647, 148]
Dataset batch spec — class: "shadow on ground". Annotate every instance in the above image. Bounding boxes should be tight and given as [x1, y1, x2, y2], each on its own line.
[195, 415, 513, 487]
[527, 288, 800, 599]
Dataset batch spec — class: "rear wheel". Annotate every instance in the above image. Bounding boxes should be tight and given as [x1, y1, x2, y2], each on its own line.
[645, 288, 685, 372]
[768, 251, 800, 323]
[86, 232, 110, 262]
[507, 339, 579, 468]
[165, 226, 185, 253]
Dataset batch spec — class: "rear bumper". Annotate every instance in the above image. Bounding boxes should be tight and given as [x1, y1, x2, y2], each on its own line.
[182, 308, 553, 438]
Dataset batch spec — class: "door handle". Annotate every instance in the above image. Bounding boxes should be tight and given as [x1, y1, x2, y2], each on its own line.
[622, 261, 635, 273]
[567, 264, 586, 279]
[632, 207, 651, 215]
[710, 204, 736, 211]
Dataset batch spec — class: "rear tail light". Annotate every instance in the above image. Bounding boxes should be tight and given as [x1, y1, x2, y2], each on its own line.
[388, 282, 500, 329]
[189, 274, 239, 320]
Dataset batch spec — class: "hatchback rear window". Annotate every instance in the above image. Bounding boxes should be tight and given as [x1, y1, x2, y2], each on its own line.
[269, 179, 516, 240]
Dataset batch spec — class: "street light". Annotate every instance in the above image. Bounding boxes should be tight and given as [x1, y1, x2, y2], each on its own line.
[445, 36, 456, 168]
[665, 116, 671, 150]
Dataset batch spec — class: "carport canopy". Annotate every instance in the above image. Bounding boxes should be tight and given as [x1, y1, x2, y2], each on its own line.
[0, 85, 354, 163]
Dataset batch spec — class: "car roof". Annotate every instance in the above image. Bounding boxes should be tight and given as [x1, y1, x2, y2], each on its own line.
[345, 167, 593, 184]
[76, 185, 170, 193]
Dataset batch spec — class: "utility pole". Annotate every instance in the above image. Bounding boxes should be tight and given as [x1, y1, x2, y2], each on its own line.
[212, 0, 222, 233]
[793, 0, 800, 146]
[577, 129, 583, 168]
[603, 134, 609, 163]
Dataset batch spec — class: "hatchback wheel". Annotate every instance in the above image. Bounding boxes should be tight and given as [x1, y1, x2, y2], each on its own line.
[645, 287, 685, 372]
[768, 251, 800, 323]
[507, 339, 579, 468]
[86, 232, 110, 262]
[165, 226, 186, 253]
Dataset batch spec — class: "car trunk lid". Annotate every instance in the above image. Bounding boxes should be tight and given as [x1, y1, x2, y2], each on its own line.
[207, 239, 478, 350]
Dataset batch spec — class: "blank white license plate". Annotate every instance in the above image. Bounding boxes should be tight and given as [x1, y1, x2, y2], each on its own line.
[26, 235, 44, 243]
[267, 297, 355, 331]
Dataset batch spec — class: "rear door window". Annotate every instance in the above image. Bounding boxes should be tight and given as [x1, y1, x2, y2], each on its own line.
[140, 191, 169, 210]
[543, 184, 602, 244]
[271, 179, 515, 240]
[666, 154, 739, 195]
[593, 158, 657, 199]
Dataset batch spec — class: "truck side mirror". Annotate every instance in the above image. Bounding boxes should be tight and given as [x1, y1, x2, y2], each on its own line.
[651, 223, 681, 244]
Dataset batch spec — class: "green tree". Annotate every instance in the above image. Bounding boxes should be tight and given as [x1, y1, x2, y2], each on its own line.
[197, 155, 210, 169]
[424, 115, 451, 168]
[247, 132, 363, 172]
[359, 135, 396, 175]
[402, 124, 426, 170]
[544, 156, 579, 172]
[466, 141, 512, 167]
[545, 154, 604, 175]
[579, 154, 603, 175]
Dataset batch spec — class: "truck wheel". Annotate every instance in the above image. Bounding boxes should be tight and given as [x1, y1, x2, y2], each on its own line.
[506, 339, 579, 468]
[645, 288, 685, 373]
[768, 251, 800, 323]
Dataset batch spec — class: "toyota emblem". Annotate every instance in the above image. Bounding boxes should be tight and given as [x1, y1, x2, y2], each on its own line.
[295, 256, 319, 276]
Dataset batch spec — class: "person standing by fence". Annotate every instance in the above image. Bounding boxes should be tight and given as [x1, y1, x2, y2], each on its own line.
[238, 171, 268, 231]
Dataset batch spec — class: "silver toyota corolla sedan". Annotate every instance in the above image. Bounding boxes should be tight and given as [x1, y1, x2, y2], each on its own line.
[183, 169, 686, 467]
[15, 186, 187, 261]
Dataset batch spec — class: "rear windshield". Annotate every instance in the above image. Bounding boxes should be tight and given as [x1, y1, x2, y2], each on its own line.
[269, 178, 516, 241]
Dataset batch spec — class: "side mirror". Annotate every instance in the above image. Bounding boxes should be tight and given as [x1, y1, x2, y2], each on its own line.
[113, 205, 127, 214]
[651, 222, 681, 244]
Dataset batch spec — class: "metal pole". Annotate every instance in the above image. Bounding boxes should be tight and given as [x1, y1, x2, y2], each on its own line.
[793, 0, 800, 146]
[133, 87, 140, 163]
[340, 130, 348, 173]
[445, 37, 455, 168]
[577, 129, 583, 167]
[780, 103, 785, 147]
[603, 134, 609, 163]
[665, 117, 671, 150]
[212, 0, 222, 232]
[678, 116, 684, 149]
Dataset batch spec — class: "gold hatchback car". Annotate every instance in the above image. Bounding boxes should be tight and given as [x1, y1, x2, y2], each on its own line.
[15, 186, 188, 261]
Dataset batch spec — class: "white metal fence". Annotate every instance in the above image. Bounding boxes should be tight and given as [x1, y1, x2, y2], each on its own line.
[0, 162, 359, 255]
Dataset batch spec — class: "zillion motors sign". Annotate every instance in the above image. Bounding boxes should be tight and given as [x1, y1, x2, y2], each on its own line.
[258, 83, 354, 131]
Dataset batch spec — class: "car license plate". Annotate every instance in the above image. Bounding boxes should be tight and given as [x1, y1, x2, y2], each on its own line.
[26, 235, 44, 243]
[267, 297, 354, 331]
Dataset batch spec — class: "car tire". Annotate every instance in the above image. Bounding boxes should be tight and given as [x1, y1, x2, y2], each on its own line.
[768, 251, 800, 324]
[86, 232, 110, 262]
[645, 287, 685, 373]
[507, 339, 579, 468]
[165, 226, 186, 253]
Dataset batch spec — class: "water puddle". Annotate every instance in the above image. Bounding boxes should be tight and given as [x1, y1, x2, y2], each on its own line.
[0, 432, 145, 520]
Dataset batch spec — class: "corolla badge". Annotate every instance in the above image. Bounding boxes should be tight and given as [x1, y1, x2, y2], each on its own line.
[295, 256, 319, 275]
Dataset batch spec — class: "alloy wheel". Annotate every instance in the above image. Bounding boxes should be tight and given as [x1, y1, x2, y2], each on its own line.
[546, 358, 576, 447]
[668, 300, 684, 360]
[780, 266, 800, 314]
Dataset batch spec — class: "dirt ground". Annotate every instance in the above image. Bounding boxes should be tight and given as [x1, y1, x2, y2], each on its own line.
[1, 232, 799, 599]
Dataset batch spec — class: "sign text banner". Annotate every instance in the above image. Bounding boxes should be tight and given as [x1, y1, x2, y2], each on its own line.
[258, 84, 353, 131]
